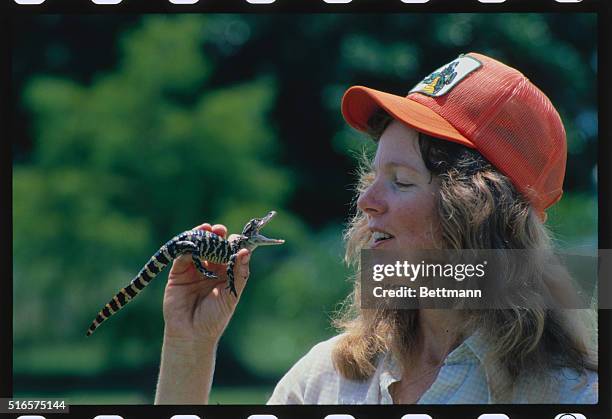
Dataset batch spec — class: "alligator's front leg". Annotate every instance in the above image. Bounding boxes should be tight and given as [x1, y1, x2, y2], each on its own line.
[174, 240, 217, 279]
[174, 240, 199, 255]
[191, 254, 218, 279]
[226, 253, 239, 298]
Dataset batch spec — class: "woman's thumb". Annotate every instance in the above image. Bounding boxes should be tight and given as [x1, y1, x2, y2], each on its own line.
[168, 254, 195, 282]
[233, 250, 251, 293]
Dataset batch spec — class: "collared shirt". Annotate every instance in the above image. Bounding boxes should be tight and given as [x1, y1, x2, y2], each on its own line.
[267, 334, 598, 404]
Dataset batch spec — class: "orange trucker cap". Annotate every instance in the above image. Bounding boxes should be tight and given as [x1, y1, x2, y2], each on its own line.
[341, 52, 567, 221]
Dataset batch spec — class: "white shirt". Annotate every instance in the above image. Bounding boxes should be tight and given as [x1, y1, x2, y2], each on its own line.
[267, 333, 598, 404]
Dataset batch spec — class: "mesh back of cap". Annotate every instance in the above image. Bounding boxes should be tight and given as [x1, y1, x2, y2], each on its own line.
[408, 53, 567, 213]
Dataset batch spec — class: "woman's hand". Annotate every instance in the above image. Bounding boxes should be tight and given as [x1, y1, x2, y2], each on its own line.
[162, 222, 251, 344]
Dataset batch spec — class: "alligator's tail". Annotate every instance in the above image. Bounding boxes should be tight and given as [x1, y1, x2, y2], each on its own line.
[86, 246, 173, 336]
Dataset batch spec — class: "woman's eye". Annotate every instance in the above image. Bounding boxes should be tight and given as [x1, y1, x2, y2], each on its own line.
[394, 180, 414, 188]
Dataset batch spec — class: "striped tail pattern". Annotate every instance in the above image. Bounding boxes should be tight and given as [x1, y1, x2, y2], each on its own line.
[86, 241, 176, 336]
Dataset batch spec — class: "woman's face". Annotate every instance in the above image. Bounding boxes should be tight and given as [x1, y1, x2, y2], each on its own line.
[357, 120, 442, 250]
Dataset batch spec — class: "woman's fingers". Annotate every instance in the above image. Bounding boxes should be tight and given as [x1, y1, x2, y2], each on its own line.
[232, 249, 251, 297]
[195, 222, 212, 231]
[211, 224, 227, 238]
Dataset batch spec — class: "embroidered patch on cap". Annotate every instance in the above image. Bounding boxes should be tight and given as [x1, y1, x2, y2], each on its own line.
[409, 54, 482, 97]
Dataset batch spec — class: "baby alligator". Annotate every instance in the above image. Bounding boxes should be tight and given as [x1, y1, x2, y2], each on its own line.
[86, 211, 284, 336]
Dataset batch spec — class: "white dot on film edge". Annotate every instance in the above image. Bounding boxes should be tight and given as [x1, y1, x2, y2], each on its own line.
[13, 0, 45, 4]
[91, 0, 123, 4]
[400, 0, 430, 3]
[169, 0, 199, 3]
[246, 0, 276, 4]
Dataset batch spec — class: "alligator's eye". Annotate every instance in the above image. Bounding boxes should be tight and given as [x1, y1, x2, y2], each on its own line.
[242, 220, 258, 235]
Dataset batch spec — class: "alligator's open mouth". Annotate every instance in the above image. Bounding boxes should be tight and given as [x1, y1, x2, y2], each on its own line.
[253, 211, 285, 246]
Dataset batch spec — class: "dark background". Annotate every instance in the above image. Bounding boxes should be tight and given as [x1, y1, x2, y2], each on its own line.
[11, 13, 597, 403]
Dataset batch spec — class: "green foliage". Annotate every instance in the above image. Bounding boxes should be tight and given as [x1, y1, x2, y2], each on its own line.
[547, 193, 598, 249]
[13, 16, 292, 367]
[119, 15, 212, 92]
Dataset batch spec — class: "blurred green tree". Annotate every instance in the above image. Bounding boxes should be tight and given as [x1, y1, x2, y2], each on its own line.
[13, 15, 300, 376]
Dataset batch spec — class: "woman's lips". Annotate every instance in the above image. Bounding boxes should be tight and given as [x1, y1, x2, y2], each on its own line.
[371, 237, 393, 249]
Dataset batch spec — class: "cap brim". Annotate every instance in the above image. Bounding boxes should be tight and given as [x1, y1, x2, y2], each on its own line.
[341, 86, 476, 149]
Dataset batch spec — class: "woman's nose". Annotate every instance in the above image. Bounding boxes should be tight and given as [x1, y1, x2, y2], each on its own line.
[357, 182, 387, 215]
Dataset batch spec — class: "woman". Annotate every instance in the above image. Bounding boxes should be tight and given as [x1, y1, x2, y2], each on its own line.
[154, 52, 597, 404]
